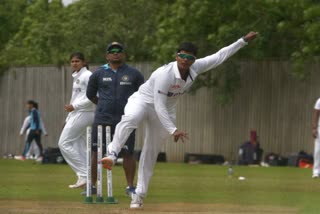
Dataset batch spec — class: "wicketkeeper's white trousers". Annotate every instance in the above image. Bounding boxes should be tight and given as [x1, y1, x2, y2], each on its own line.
[58, 111, 94, 178]
[313, 136, 320, 176]
[108, 93, 172, 198]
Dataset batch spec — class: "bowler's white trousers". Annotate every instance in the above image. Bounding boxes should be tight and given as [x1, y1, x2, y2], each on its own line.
[59, 111, 94, 178]
[313, 135, 320, 176]
[108, 93, 172, 197]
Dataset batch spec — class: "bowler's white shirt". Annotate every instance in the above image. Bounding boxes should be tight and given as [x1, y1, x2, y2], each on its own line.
[138, 38, 248, 134]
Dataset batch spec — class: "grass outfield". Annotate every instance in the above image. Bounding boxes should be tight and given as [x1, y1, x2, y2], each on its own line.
[0, 159, 319, 213]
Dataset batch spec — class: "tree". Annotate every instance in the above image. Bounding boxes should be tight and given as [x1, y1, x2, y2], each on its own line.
[0, 0, 66, 66]
[62, 0, 164, 63]
[0, 0, 30, 73]
[152, 0, 320, 103]
[0, 0, 165, 68]
[1, 0, 319, 103]
[0, 0, 29, 51]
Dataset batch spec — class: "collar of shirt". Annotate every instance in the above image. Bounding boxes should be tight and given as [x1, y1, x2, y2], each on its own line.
[173, 61, 193, 84]
[72, 67, 87, 78]
[103, 64, 116, 73]
[173, 62, 182, 79]
[103, 64, 109, 70]
[102, 64, 114, 73]
[105, 64, 127, 74]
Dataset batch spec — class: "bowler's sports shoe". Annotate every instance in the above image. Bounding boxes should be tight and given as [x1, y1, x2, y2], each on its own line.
[69, 177, 86, 189]
[312, 175, 319, 179]
[100, 155, 116, 170]
[130, 193, 143, 209]
[125, 186, 136, 197]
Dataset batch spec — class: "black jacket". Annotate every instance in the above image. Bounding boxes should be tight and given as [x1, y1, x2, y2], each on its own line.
[86, 64, 144, 124]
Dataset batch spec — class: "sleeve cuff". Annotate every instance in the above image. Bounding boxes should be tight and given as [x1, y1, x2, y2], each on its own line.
[240, 38, 248, 45]
[72, 104, 78, 110]
[170, 128, 177, 135]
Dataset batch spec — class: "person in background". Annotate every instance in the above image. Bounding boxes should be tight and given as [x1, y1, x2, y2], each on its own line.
[19, 103, 48, 159]
[15, 100, 44, 162]
[58, 52, 95, 189]
[86, 42, 144, 196]
[238, 130, 263, 165]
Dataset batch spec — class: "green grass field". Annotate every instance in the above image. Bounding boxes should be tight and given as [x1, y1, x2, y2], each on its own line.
[0, 159, 319, 214]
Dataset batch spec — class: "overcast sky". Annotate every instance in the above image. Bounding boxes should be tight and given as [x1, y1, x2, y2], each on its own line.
[62, 0, 76, 6]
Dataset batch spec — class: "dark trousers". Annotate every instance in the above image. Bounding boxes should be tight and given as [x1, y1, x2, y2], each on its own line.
[91, 123, 135, 155]
[23, 130, 43, 157]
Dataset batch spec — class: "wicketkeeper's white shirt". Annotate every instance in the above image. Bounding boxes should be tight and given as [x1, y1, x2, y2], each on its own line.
[138, 38, 248, 134]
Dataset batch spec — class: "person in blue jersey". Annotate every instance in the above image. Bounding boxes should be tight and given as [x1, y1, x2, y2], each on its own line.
[19, 102, 48, 160]
[22, 100, 44, 162]
[86, 42, 144, 196]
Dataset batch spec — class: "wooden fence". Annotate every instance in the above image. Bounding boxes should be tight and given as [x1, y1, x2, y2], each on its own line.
[0, 61, 319, 161]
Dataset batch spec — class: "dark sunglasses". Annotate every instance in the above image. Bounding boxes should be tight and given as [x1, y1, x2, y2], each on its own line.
[177, 53, 196, 61]
[107, 48, 123, 54]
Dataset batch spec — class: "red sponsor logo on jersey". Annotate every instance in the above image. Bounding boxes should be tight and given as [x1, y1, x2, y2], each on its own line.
[171, 84, 181, 89]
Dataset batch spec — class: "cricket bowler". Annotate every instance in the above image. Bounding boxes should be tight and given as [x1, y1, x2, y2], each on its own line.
[102, 31, 258, 208]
